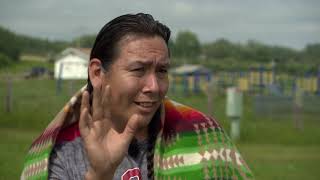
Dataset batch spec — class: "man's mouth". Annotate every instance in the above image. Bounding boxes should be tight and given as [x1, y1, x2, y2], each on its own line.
[134, 101, 157, 108]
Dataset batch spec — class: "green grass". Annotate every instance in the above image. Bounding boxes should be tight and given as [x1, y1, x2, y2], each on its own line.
[0, 79, 320, 179]
[0, 79, 86, 130]
[0, 128, 40, 180]
[0, 128, 319, 180]
[239, 144, 320, 180]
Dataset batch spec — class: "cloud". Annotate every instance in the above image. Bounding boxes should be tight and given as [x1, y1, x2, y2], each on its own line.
[0, 0, 319, 49]
[174, 1, 194, 15]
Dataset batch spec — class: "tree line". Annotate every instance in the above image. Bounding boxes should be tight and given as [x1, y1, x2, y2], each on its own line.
[0, 26, 68, 67]
[0, 25, 319, 73]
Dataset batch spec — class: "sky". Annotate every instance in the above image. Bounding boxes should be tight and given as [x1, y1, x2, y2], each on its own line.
[0, 0, 319, 50]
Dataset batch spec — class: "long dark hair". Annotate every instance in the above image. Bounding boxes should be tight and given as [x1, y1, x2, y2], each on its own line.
[128, 108, 161, 179]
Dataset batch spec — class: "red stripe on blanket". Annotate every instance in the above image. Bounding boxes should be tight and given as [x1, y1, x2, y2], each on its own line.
[164, 100, 220, 135]
[56, 122, 81, 144]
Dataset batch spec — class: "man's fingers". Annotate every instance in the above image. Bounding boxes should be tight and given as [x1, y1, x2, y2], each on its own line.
[92, 84, 103, 118]
[80, 91, 91, 138]
[79, 107, 91, 138]
[102, 85, 111, 117]
[81, 91, 90, 113]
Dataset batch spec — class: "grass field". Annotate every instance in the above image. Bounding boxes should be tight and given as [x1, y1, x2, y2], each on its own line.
[1, 128, 319, 180]
[0, 76, 319, 179]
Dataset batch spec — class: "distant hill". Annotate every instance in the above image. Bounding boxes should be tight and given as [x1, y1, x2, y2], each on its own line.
[0, 25, 319, 73]
[0, 26, 69, 64]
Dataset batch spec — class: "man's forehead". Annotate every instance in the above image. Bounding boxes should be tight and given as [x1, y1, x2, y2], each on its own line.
[115, 36, 169, 66]
[119, 36, 168, 53]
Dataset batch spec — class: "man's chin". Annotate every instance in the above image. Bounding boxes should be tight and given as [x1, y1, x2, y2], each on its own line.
[134, 117, 151, 140]
[136, 115, 153, 129]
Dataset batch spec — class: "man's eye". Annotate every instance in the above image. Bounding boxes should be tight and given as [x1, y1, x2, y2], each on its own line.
[159, 68, 168, 73]
[132, 67, 144, 72]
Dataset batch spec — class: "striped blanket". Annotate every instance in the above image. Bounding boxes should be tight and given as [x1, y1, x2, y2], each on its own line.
[21, 86, 253, 179]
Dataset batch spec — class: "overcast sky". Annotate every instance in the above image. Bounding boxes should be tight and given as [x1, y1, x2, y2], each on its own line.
[0, 0, 319, 50]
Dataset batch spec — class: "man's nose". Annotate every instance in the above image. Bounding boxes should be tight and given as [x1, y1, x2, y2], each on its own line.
[142, 73, 159, 93]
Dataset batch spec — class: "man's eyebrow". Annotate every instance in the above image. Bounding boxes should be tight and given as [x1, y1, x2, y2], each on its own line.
[128, 59, 170, 66]
[157, 59, 170, 67]
[159, 62, 170, 68]
[131, 60, 149, 64]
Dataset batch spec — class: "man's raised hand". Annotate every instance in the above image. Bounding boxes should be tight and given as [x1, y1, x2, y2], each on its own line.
[79, 85, 141, 180]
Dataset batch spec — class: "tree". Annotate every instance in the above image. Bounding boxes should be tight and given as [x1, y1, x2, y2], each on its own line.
[72, 34, 96, 48]
[174, 31, 201, 58]
[0, 27, 21, 61]
[202, 38, 235, 59]
[0, 53, 12, 68]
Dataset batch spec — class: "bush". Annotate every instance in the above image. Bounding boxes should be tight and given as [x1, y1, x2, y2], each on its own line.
[0, 53, 12, 68]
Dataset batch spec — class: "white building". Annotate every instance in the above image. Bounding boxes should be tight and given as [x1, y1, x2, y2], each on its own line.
[54, 48, 90, 79]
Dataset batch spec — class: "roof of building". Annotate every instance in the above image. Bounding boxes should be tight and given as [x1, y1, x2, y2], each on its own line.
[171, 64, 211, 75]
[56, 47, 91, 61]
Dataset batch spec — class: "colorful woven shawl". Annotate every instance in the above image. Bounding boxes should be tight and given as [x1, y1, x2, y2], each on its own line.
[21, 86, 253, 179]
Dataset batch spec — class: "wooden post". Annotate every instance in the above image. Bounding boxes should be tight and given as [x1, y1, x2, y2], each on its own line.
[69, 80, 74, 95]
[183, 74, 188, 96]
[317, 66, 320, 96]
[207, 74, 213, 117]
[5, 76, 12, 112]
[56, 63, 63, 95]
[293, 87, 303, 131]
[259, 65, 264, 95]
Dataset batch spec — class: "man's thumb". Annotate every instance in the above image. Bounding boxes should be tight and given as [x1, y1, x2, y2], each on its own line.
[122, 114, 141, 144]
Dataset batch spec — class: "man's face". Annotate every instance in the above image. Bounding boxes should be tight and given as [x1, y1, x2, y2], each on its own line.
[104, 36, 169, 131]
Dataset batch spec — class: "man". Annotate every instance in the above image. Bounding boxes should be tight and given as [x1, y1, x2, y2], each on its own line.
[21, 13, 253, 180]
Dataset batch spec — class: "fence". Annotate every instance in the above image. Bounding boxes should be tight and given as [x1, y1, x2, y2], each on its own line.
[253, 95, 320, 117]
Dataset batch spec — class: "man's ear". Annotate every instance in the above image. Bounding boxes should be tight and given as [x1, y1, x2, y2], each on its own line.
[88, 58, 104, 88]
